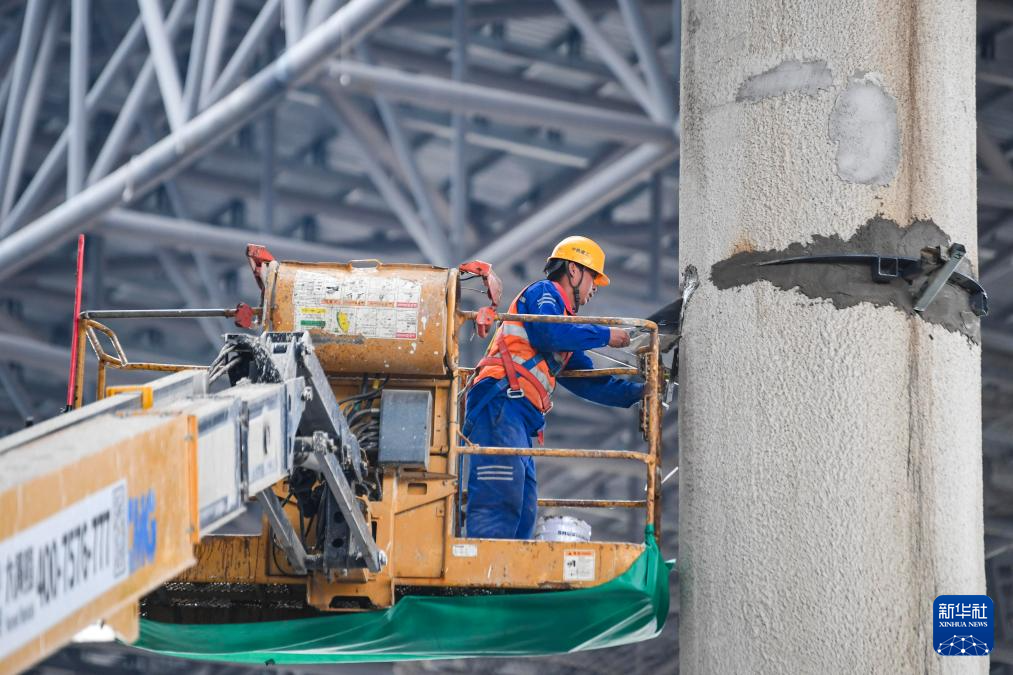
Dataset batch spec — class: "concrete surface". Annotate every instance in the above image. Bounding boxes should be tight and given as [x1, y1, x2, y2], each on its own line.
[678, 0, 984, 672]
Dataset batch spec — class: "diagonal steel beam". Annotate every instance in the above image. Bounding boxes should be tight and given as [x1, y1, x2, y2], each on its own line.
[368, 41, 644, 115]
[111, 7, 231, 343]
[403, 105, 591, 169]
[139, 0, 187, 132]
[451, 0, 469, 260]
[283, 0, 306, 46]
[305, 0, 343, 32]
[88, 0, 193, 183]
[390, 0, 670, 26]
[155, 249, 225, 348]
[0, 73, 12, 124]
[487, 143, 623, 228]
[292, 89, 409, 184]
[3, 2, 64, 218]
[0, 12, 148, 236]
[618, 0, 677, 123]
[0, 0, 410, 282]
[136, 116, 232, 336]
[200, 0, 234, 105]
[356, 44, 451, 236]
[173, 167, 399, 230]
[472, 143, 678, 269]
[465, 32, 615, 80]
[260, 109, 277, 232]
[99, 208, 366, 261]
[554, 0, 664, 122]
[323, 92, 452, 266]
[0, 23, 20, 73]
[371, 96, 452, 232]
[68, 0, 90, 197]
[324, 61, 674, 143]
[0, 0, 50, 218]
[182, 0, 214, 120]
[397, 107, 592, 168]
[203, 0, 282, 107]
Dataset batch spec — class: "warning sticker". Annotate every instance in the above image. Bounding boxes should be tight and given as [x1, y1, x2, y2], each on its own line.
[563, 550, 595, 582]
[293, 271, 422, 340]
[452, 544, 478, 558]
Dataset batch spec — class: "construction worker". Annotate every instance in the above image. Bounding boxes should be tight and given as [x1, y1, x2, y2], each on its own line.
[462, 236, 644, 539]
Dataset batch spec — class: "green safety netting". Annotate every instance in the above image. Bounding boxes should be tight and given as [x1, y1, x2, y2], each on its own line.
[133, 526, 674, 665]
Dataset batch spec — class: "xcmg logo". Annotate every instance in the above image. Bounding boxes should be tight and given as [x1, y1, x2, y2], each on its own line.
[128, 489, 157, 573]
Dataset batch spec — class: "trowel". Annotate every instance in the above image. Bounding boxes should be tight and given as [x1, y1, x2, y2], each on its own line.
[626, 266, 698, 355]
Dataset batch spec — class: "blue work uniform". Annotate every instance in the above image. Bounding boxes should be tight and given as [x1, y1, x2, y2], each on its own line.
[462, 280, 644, 539]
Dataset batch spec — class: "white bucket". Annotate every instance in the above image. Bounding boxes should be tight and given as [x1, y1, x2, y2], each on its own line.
[534, 515, 592, 543]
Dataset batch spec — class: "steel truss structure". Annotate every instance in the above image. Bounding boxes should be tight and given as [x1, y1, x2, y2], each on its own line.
[0, 1, 1009, 673]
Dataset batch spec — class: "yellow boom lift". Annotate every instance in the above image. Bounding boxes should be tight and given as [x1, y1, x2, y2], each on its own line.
[0, 245, 677, 673]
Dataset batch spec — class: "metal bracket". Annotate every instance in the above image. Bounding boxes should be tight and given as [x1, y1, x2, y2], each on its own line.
[458, 260, 503, 339]
[290, 333, 366, 482]
[229, 331, 366, 482]
[914, 243, 966, 313]
[757, 246, 988, 317]
[257, 490, 309, 575]
[314, 451, 385, 573]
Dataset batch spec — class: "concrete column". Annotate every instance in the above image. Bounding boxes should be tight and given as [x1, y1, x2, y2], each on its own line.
[678, 1, 983, 673]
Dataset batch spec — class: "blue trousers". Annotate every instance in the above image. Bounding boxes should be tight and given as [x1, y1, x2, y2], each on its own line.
[462, 393, 539, 539]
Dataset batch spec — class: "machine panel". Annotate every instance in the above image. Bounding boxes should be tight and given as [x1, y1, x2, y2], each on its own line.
[378, 389, 433, 468]
[215, 383, 290, 497]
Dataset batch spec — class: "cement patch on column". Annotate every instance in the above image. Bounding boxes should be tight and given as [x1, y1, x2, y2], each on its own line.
[736, 60, 833, 102]
[710, 217, 980, 342]
[829, 73, 900, 185]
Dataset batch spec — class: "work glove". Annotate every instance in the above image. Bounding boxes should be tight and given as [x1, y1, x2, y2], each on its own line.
[607, 327, 631, 348]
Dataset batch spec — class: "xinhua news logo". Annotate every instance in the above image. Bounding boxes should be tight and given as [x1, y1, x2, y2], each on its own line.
[933, 595, 993, 657]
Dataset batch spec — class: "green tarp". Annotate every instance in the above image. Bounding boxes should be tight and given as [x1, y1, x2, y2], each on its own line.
[133, 527, 673, 665]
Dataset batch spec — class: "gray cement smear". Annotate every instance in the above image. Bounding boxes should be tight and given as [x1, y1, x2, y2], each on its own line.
[710, 217, 981, 342]
[735, 59, 833, 102]
[829, 73, 900, 185]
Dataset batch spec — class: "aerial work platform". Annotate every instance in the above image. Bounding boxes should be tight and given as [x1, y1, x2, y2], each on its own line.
[0, 247, 677, 673]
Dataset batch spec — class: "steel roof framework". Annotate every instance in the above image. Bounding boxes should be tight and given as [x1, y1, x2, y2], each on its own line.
[0, 1, 1009, 671]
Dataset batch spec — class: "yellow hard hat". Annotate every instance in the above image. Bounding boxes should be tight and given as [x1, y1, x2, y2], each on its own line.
[547, 235, 610, 286]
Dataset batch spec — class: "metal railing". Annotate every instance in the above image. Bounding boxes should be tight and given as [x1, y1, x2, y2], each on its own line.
[452, 309, 664, 537]
[71, 308, 249, 407]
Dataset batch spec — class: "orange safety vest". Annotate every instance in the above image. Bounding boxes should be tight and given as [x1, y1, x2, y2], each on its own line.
[471, 282, 574, 413]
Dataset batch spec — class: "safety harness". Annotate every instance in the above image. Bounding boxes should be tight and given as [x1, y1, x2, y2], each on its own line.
[463, 283, 575, 440]
[474, 333, 555, 411]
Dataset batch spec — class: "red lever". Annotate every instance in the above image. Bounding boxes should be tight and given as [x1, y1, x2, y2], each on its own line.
[458, 261, 502, 338]
[246, 244, 276, 292]
[473, 306, 497, 338]
[233, 302, 256, 329]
